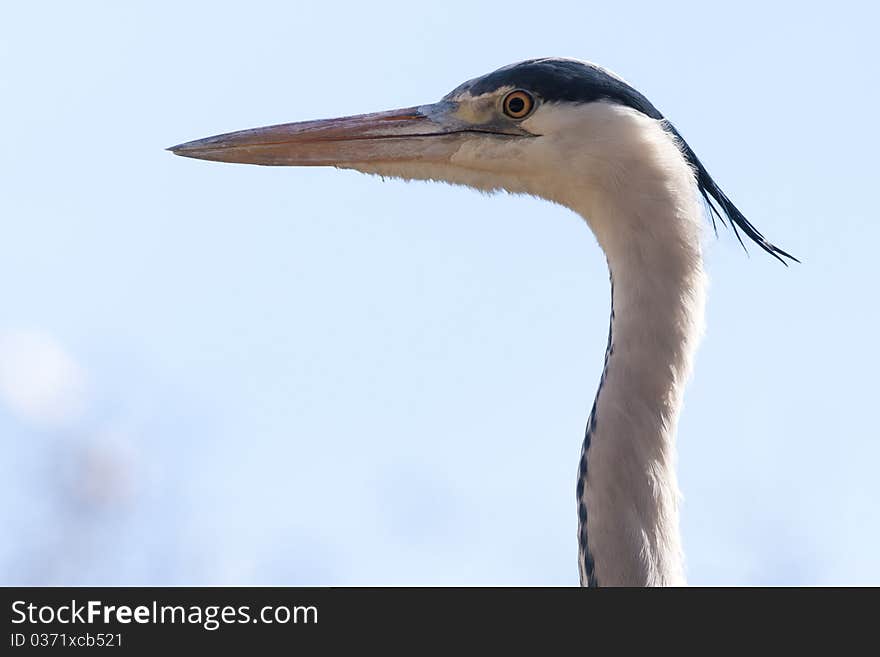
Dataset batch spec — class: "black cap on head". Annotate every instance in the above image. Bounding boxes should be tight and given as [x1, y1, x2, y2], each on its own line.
[446, 58, 664, 120]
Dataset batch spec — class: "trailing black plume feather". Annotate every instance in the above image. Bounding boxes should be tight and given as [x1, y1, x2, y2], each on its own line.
[662, 123, 799, 266]
[453, 58, 799, 265]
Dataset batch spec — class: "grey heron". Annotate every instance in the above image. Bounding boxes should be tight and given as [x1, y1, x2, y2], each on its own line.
[170, 58, 796, 587]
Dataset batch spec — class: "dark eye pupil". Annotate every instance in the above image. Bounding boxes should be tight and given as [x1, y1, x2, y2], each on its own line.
[508, 97, 525, 114]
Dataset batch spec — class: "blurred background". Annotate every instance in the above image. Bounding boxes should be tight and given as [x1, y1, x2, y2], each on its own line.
[1, 1, 877, 585]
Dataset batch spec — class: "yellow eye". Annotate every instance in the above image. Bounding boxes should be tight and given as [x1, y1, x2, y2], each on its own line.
[502, 90, 535, 119]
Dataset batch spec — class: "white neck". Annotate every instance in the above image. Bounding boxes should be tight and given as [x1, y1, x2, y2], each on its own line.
[554, 104, 707, 586]
[577, 249, 705, 586]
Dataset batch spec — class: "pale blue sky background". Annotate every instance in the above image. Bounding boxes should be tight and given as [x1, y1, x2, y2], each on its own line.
[1, 1, 877, 585]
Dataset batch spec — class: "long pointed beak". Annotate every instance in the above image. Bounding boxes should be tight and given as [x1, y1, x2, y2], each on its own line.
[168, 102, 471, 167]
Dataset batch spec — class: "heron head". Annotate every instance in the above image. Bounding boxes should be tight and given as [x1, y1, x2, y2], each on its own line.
[169, 58, 797, 263]
[167, 59, 640, 197]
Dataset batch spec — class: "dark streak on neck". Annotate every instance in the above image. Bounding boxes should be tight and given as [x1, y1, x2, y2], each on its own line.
[576, 272, 615, 587]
